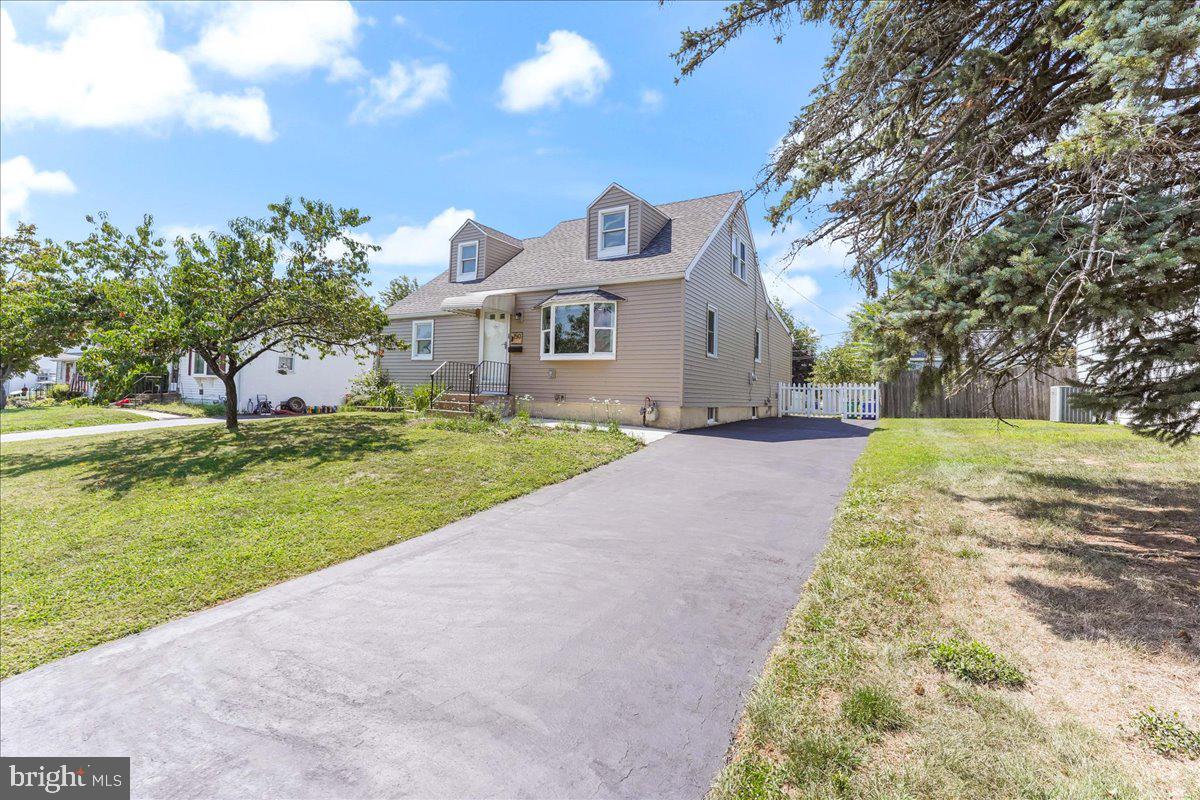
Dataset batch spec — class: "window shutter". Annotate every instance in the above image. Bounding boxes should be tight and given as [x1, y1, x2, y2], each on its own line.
[187, 350, 193, 375]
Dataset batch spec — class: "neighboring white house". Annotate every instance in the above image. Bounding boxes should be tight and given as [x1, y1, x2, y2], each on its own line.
[173, 346, 369, 411]
[2, 349, 96, 398]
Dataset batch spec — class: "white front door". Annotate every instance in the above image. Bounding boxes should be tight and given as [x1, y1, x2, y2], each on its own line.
[481, 312, 510, 364]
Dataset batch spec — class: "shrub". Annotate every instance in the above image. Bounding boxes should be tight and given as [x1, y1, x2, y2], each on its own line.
[345, 367, 392, 406]
[841, 686, 905, 731]
[1133, 708, 1200, 758]
[474, 404, 501, 424]
[48, 383, 72, 401]
[64, 396, 94, 407]
[930, 638, 1027, 688]
[410, 383, 443, 413]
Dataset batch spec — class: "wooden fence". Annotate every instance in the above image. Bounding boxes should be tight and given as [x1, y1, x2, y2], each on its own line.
[880, 366, 1076, 420]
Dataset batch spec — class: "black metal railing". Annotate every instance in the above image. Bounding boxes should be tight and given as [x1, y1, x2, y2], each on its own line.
[430, 360, 474, 405]
[131, 373, 167, 395]
[429, 359, 510, 413]
[475, 360, 509, 396]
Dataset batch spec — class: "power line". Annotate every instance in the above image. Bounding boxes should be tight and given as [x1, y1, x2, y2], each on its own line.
[767, 271, 850, 324]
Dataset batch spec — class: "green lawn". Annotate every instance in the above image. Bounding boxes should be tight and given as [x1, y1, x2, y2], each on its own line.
[0, 404, 146, 433]
[138, 401, 224, 418]
[714, 418, 1199, 800]
[0, 414, 639, 677]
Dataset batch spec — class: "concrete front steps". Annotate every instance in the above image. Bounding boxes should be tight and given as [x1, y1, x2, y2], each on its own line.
[430, 392, 514, 417]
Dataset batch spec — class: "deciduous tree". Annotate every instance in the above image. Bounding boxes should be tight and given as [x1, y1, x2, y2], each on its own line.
[70, 198, 398, 431]
[380, 275, 419, 308]
[0, 224, 84, 408]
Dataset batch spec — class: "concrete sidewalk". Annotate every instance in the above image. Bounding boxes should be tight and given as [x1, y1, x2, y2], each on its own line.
[1, 416, 874, 799]
[1, 414, 284, 443]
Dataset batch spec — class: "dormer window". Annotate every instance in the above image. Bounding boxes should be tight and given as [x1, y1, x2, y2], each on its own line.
[457, 240, 479, 280]
[597, 206, 628, 259]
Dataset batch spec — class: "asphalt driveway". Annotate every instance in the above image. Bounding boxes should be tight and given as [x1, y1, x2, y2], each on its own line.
[0, 416, 873, 799]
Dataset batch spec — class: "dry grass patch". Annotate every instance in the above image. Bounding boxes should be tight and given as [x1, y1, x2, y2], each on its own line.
[712, 418, 1198, 800]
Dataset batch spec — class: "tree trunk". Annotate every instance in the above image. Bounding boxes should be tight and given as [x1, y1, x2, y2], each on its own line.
[222, 374, 239, 432]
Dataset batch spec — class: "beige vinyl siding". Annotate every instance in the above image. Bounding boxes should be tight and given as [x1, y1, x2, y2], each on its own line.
[682, 202, 787, 408]
[586, 185, 643, 260]
[639, 202, 669, 252]
[381, 314, 479, 387]
[449, 227, 486, 282]
[508, 278, 684, 406]
[485, 236, 522, 276]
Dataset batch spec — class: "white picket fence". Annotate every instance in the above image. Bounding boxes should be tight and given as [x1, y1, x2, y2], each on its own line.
[778, 382, 880, 420]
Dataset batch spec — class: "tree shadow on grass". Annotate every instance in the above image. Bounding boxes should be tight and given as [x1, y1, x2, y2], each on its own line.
[1, 416, 412, 499]
[941, 471, 1199, 659]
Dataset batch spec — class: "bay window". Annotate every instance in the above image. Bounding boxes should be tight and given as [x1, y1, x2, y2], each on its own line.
[541, 300, 617, 359]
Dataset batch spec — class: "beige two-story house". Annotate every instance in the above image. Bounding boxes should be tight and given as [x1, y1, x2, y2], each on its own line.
[382, 183, 791, 429]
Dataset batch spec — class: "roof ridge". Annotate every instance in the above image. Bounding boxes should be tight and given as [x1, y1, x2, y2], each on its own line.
[526, 190, 741, 239]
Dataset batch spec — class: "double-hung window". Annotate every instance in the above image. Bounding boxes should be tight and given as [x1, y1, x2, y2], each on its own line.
[754, 328, 762, 363]
[411, 320, 434, 360]
[192, 351, 216, 376]
[457, 241, 479, 280]
[706, 305, 718, 358]
[597, 206, 628, 259]
[731, 234, 748, 281]
[541, 300, 616, 359]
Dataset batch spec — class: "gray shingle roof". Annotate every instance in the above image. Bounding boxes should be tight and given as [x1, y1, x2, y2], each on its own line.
[386, 191, 741, 317]
[470, 220, 523, 248]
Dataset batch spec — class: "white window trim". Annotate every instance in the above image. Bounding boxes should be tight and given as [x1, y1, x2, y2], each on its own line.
[754, 327, 762, 363]
[706, 304, 719, 358]
[191, 351, 217, 377]
[731, 233, 748, 283]
[411, 319, 434, 361]
[277, 354, 295, 373]
[540, 299, 617, 361]
[707, 406, 719, 425]
[596, 205, 629, 259]
[456, 240, 480, 281]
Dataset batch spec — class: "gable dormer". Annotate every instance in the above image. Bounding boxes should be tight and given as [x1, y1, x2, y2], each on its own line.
[585, 183, 669, 260]
[449, 220, 523, 283]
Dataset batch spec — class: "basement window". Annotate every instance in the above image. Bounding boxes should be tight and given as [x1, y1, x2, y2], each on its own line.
[707, 406, 719, 425]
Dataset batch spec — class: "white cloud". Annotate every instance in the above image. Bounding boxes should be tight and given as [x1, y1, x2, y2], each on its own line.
[639, 88, 663, 112]
[0, 4, 273, 141]
[499, 31, 611, 113]
[0, 156, 77, 234]
[162, 223, 214, 240]
[358, 207, 475, 267]
[350, 61, 451, 123]
[191, 1, 362, 81]
[756, 222, 851, 275]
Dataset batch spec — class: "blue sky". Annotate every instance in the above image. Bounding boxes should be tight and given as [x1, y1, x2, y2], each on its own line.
[0, 0, 860, 342]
